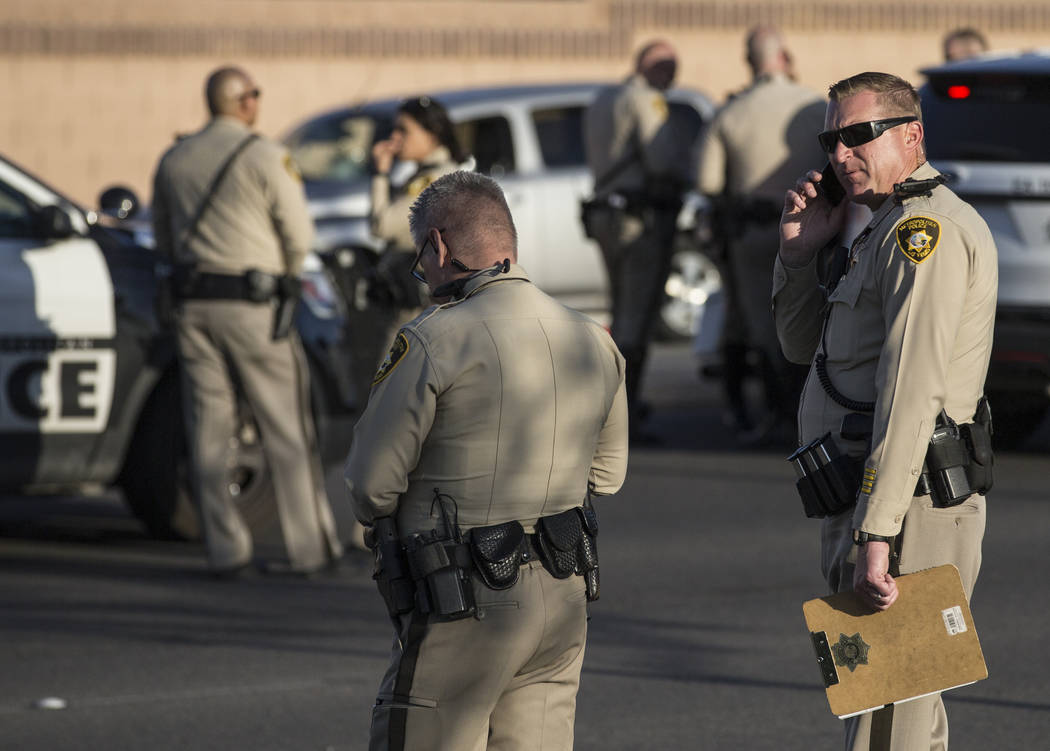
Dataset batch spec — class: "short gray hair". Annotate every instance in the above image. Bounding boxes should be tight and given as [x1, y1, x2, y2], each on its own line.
[409, 171, 518, 261]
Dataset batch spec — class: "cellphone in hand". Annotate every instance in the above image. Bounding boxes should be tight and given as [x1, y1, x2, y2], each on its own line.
[819, 162, 846, 206]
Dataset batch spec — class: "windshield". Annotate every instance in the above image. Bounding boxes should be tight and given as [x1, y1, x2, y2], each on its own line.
[287, 112, 393, 182]
[922, 73, 1050, 162]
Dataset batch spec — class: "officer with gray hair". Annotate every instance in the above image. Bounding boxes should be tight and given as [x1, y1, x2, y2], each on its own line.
[345, 170, 628, 750]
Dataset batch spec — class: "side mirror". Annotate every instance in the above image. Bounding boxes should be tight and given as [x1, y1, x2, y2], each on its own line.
[35, 205, 76, 239]
[99, 185, 141, 220]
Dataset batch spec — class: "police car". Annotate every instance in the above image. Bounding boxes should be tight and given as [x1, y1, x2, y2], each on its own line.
[283, 82, 722, 340]
[0, 153, 356, 539]
[922, 52, 1050, 445]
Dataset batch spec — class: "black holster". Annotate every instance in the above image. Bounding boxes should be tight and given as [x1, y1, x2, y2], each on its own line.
[918, 403, 994, 506]
[403, 533, 475, 621]
[271, 275, 301, 340]
[535, 506, 601, 601]
[370, 516, 415, 619]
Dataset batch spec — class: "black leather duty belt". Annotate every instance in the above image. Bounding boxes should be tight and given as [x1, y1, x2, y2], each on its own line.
[176, 270, 277, 302]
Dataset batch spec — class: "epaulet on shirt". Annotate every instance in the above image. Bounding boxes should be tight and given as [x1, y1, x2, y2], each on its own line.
[893, 175, 947, 203]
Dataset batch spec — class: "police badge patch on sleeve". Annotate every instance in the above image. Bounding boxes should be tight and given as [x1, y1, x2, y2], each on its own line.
[407, 174, 435, 198]
[283, 154, 302, 182]
[895, 216, 941, 263]
[651, 95, 669, 120]
[373, 332, 409, 385]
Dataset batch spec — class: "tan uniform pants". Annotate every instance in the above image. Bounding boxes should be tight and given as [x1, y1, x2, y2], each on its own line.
[175, 300, 342, 571]
[821, 494, 986, 751]
[369, 562, 588, 751]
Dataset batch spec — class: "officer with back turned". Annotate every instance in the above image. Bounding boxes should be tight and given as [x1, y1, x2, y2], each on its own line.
[698, 26, 826, 442]
[152, 66, 342, 577]
[583, 39, 693, 441]
[775, 71, 996, 749]
[345, 171, 627, 750]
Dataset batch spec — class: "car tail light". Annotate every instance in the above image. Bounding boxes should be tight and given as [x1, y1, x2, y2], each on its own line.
[947, 85, 971, 99]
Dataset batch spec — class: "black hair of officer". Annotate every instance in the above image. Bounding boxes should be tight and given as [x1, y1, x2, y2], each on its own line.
[398, 96, 467, 163]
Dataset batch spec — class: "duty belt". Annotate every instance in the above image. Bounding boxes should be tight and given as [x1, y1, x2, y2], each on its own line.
[175, 269, 279, 302]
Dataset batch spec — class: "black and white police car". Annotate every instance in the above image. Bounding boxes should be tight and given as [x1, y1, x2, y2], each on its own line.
[0, 153, 357, 539]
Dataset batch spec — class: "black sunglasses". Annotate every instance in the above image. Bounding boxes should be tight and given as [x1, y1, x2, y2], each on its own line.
[410, 229, 477, 283]
[817, 116, 917, 153]
[239, 88, 261, 102]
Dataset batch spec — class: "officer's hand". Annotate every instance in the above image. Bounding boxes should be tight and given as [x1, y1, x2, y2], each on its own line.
[779, 169, 850, 268]
[372, 139, 399, 175]
[853, 541, 899, 611]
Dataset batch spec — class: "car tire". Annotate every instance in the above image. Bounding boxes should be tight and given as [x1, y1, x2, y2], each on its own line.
[656, 248, 722, 341]
[118, 368, 278, 541]
[985, 391, 1050, 450]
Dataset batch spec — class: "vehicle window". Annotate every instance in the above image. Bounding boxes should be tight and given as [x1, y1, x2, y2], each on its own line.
[0, 182, 37, 239]
[923, 74, 1050, 162]
[456, 116, 515, 177]
[287, 113, 390, 181]
[533, 106, 586, 168]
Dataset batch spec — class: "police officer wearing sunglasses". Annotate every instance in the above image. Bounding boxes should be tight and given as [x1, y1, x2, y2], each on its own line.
[152, 66, 343, 577]
[346, 171, 628, 751]
[773, 72, 997, 750]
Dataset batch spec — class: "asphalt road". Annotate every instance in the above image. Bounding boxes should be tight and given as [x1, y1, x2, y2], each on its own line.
[2, 343, 1048, 751]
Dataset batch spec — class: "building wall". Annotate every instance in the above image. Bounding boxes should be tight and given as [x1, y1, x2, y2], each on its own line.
[3, 0, 1046, 204]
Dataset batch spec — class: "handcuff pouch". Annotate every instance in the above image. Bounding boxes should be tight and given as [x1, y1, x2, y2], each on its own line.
[468, 520, 526, 591]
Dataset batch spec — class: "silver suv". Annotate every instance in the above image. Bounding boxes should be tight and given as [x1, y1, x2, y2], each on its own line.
[283, 82, 721, 338]
[921, 53, 1050, 445]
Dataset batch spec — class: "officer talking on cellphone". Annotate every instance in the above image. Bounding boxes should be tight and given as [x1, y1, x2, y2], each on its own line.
[773, 72, 997, 750]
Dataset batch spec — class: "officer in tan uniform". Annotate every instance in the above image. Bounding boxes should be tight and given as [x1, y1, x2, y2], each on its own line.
[583, 40, 693, 437]
[345, 171, 627, 751]
[699, 26, 826, 441]
[152, 66, 342, 576]
[774, 72, 997, 750]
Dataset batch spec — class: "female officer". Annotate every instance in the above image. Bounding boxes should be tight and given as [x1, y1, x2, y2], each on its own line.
[368, 97, 470, 340]
[371, 96, 468, 250]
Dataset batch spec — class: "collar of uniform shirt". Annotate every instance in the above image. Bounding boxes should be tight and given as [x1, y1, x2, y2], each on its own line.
[457, 262, 530, 300]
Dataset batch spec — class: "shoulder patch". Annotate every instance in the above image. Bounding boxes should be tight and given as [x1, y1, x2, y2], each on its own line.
[283, 154, 302, 182]
[407, 174, 435, 198]
[373, 332, 409, 385]
[651, 95, 669, 120]
[895, 216, 941, 263]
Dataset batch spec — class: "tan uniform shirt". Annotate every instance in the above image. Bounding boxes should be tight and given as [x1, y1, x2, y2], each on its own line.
[584, 74, 693, 196]
[370, 146, 460, 251]
[773, 163, 998, 536]
[345, 264, 628, 535]
[698, 73, 826, 202]
[151, 116, 314, 276]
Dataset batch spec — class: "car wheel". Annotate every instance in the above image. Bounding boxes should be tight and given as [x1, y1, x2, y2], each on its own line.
[119, 368, 278, 541]
[985, 391, 1050, 450]
[657, 248, 722, 341]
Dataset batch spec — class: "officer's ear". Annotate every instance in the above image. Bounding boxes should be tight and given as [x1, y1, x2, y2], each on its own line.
[904, 120, 924, 151]
[432, 228, 451, 268]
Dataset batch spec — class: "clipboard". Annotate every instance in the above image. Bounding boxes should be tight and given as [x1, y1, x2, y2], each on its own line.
[802, 564, 988, 718]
